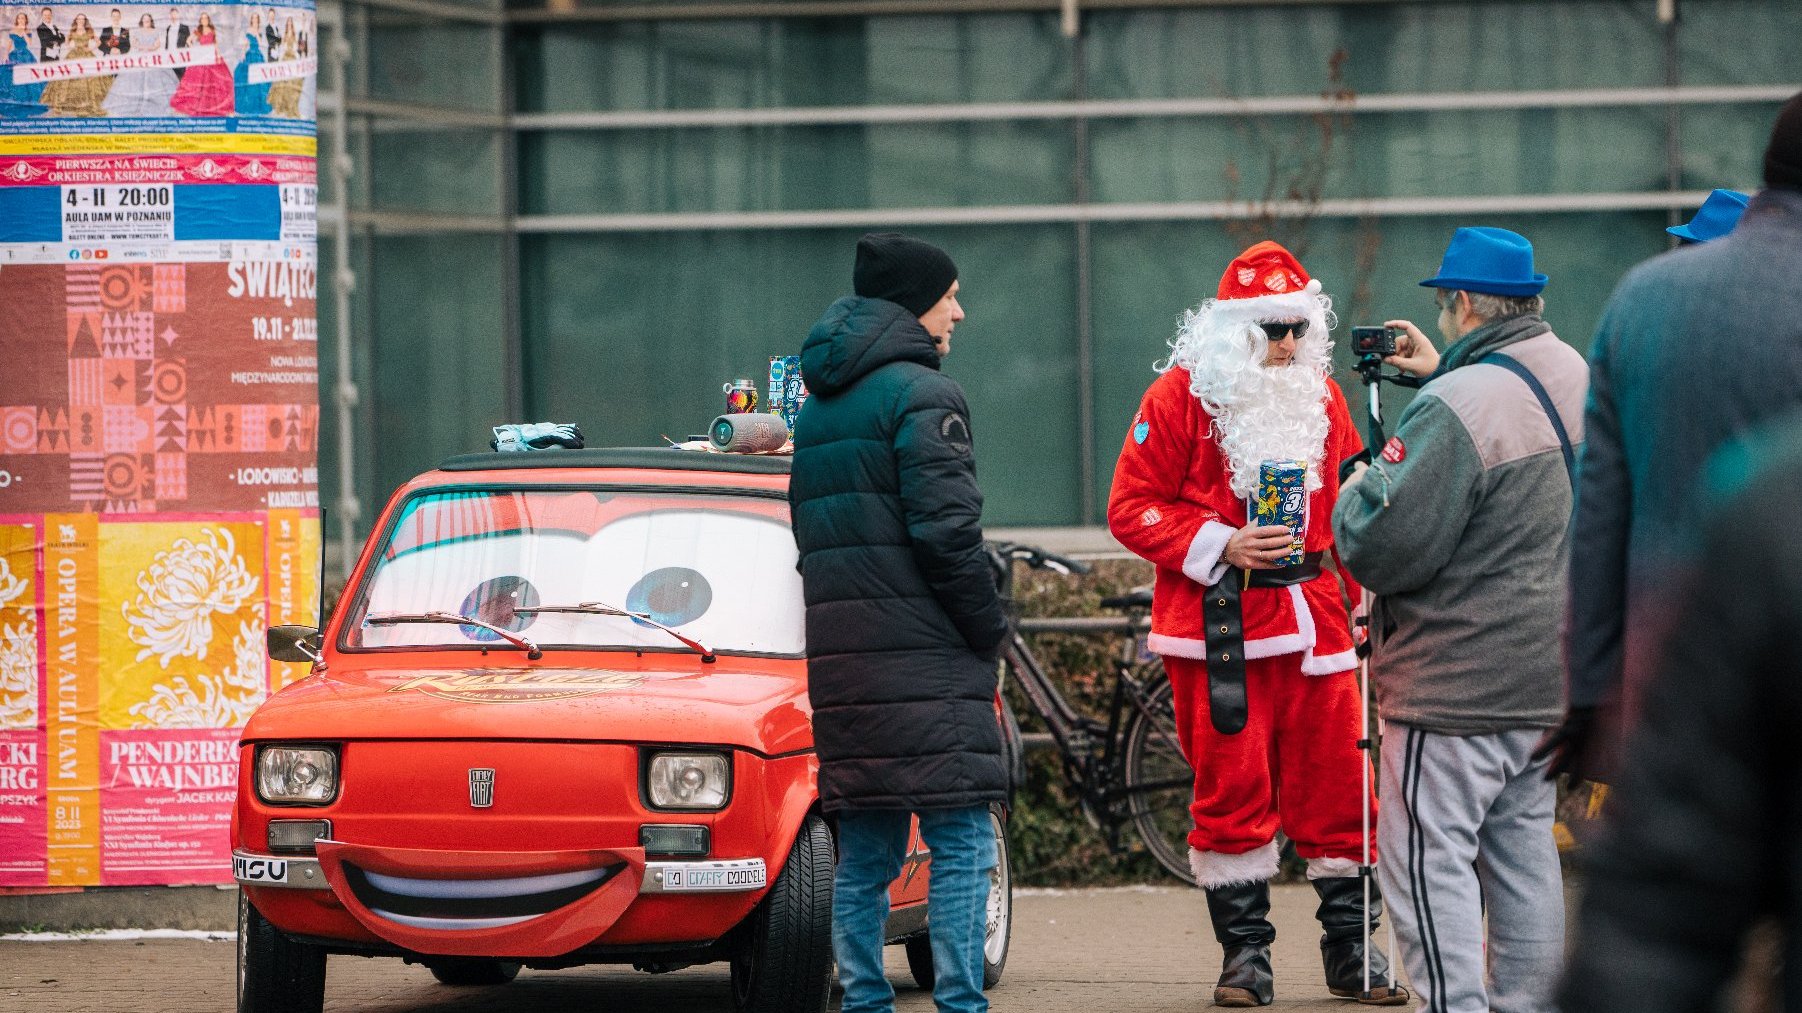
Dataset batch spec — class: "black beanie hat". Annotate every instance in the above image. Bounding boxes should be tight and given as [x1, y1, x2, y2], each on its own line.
[1765, 90, 1802, 191]
[853, 233, 958, 318]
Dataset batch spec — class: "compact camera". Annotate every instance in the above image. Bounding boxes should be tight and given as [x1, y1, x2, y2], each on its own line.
[1351, 325, 1399, 359]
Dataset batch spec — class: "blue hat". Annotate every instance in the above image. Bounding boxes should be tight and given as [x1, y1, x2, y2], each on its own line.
[1419, 227, 1548, 297]
[1666, 188, 1750, 243]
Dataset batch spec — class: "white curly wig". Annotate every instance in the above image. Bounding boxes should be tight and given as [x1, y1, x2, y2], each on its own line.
[1159, 279, 1337, 500]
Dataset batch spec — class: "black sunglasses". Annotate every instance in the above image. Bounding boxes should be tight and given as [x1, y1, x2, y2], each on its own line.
[1258, 320, 1309, 341]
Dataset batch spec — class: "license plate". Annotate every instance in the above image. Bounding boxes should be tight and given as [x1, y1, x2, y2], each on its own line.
[234, 855, 289, 885]
[663, 863, 766, 892]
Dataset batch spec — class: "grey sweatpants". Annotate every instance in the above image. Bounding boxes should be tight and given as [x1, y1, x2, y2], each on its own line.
[1378, 724, 1564, 1013]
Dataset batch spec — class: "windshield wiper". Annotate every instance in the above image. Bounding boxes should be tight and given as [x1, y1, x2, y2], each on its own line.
[364, 611, 543, 660]
[514, 601, 716, 664]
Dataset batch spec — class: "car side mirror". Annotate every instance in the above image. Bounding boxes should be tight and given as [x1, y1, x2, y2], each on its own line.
[267, 624, 323, 664]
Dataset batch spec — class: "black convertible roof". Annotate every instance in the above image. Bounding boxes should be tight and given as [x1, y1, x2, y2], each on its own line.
[435, 447, 792, 476]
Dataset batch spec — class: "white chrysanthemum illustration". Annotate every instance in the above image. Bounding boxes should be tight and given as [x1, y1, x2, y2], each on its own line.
[121, 528, 261, 668]
[0, 558, 26, 611]
[0, 619, 36, 731]
[128, 617, 267, 728]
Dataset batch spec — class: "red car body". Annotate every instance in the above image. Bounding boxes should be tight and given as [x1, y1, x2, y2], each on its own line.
[231, 449, 1008, 1013]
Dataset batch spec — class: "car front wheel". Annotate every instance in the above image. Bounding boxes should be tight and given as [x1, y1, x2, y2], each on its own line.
[904, 803, 1012, 991]
[237, 891, 326, 1013]
[729, 814, 835, 1013]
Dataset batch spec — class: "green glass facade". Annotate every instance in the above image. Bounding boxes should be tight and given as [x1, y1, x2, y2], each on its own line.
[319, 0, 1799, 568]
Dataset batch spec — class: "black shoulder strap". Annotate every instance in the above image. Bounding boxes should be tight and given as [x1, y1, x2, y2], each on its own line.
[1479, 351, 1575, 484]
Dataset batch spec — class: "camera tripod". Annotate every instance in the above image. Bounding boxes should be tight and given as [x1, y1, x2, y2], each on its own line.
[1350, 350, 1424, 456]
[1347, 348, 1425, 1001]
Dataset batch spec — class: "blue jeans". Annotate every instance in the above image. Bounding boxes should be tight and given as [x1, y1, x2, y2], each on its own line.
[832, 805, 997, 1013]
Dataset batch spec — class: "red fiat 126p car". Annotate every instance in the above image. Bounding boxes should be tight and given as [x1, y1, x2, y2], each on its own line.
[233, 447, 1015, 1013]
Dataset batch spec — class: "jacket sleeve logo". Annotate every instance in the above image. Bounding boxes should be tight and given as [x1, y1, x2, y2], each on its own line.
[939, 412, 972, 455]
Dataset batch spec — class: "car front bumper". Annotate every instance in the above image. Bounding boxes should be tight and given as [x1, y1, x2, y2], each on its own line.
[233, 849, 768, 895]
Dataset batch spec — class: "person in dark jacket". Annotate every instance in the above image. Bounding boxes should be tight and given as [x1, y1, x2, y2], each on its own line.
[789, 233, 1007, 1013]
[1558, 419, 1802, 1012]
[1541, 90, 1802, 783]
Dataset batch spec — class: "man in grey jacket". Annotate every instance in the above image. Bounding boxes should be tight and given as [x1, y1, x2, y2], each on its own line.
[1542, 91, 1802, 784]
[1333, 227, 1588, 1013]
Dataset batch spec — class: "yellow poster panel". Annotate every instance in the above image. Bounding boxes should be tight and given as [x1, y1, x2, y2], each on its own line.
[266, 510, 321, 690]
[0, 524, 38, 733]
[0, 134, 318, 156]
[98, 521, 266, 732]
[43, 514, 99, 886]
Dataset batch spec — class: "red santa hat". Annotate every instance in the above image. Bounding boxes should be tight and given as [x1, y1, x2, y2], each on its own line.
[1206, 240, 1325, 326]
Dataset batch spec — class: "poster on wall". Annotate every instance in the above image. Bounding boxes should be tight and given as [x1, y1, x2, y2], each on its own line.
[2, 1, 316, 136]
[0, 0, 316, 888]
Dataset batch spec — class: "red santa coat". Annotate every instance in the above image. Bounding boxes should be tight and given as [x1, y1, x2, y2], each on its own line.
[1108, 367, 1363, 675]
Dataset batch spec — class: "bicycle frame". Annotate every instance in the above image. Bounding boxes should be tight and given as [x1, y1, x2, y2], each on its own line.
[1000, 613, 1189, 850]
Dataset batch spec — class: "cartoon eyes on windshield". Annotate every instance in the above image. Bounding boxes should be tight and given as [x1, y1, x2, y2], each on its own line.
[458, 575, 539, 641]
[626, 567, 712, 628]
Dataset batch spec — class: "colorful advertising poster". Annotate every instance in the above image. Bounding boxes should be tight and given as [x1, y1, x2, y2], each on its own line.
[1, 2, 316, 135]
[0, 522, 46, 884]
[1, 0, 315, 887]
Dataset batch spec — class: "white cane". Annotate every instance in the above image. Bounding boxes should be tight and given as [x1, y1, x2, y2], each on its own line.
[1357, 623, 1399, 999]
[1358, 588, 1374, 998]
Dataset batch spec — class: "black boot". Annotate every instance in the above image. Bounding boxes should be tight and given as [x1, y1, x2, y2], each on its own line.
[1204, 880, 1276, 1007]
[1312, 874, 1410, 1006]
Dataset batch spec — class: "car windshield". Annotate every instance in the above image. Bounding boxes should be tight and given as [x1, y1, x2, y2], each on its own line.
[344, 487, 804, 657]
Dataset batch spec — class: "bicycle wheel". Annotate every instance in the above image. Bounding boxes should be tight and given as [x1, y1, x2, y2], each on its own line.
[1122, 666, 1198, 886]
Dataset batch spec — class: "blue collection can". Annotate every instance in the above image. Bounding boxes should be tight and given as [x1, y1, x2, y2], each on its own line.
[1251, 460, 1307, 566]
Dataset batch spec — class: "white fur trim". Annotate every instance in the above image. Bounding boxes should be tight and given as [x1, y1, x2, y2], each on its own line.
[1201, 279, 1325, 327]
[1146, 631, 1305, 662]
[1306, 856, 1363, 880]
[1244, 632, 1308, 659]
[1145, 581, 1334, 664]
[1287, 583, 1358, 676]
[1181, 520, 1236, 587]
[1287, 584, 1314, 647]
[1190, 841, 1281, 888]
[1301, 648, 1358, 675]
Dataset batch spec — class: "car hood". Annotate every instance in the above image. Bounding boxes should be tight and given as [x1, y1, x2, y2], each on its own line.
[243, 659, 814, 755]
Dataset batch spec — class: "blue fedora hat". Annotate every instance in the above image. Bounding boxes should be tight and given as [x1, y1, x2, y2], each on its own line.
[1667, 188, 1750, 243]
[1419, 227, 1548, 297]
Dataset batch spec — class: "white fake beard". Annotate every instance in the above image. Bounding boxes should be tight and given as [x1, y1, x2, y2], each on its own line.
[1163, 294, 1334, 501]
[1209, 363, 1331, 501]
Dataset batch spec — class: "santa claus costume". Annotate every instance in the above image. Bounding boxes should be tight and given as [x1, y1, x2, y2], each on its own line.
[1107, 241, 1405, 1008]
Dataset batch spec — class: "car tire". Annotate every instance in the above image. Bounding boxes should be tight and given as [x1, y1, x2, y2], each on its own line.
[237, 891, 326, 1013]
[729, 814, 834, 1013]
[427, 959, 522, 986]
[903, 804, 1012, 991]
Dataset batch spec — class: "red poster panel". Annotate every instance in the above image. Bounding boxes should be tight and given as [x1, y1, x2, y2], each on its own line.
[0, 254, 318, 887]
[99, 728, 237, 884]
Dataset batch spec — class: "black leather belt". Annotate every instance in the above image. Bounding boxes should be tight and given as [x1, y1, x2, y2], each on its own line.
[1201, 552, 1323, 734]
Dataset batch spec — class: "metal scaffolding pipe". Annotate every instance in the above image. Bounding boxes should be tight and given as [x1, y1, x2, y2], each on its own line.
[510, 0, 1511, 26]
[513, 189, 1727, 234]
[328, 29, 362, 580]
[511, 83, 1798, 131]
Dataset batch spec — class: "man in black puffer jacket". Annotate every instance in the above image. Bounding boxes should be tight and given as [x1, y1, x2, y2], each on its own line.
[790, 233, 1007, 1013]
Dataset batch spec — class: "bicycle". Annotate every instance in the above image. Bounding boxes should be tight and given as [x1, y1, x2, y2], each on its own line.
[988, 541, 1198, 885]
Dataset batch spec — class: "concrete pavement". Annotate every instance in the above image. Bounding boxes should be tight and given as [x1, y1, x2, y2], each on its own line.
[1, 884, 1389, 1013]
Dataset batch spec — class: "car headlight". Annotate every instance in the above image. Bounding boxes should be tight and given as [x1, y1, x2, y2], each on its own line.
[255, 745, 339, 805]
[644, 752, 730, 811]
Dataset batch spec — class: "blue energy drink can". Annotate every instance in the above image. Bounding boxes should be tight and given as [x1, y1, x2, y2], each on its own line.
[770, 355, 805, 434]
[1251, 460, 1307, 566]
